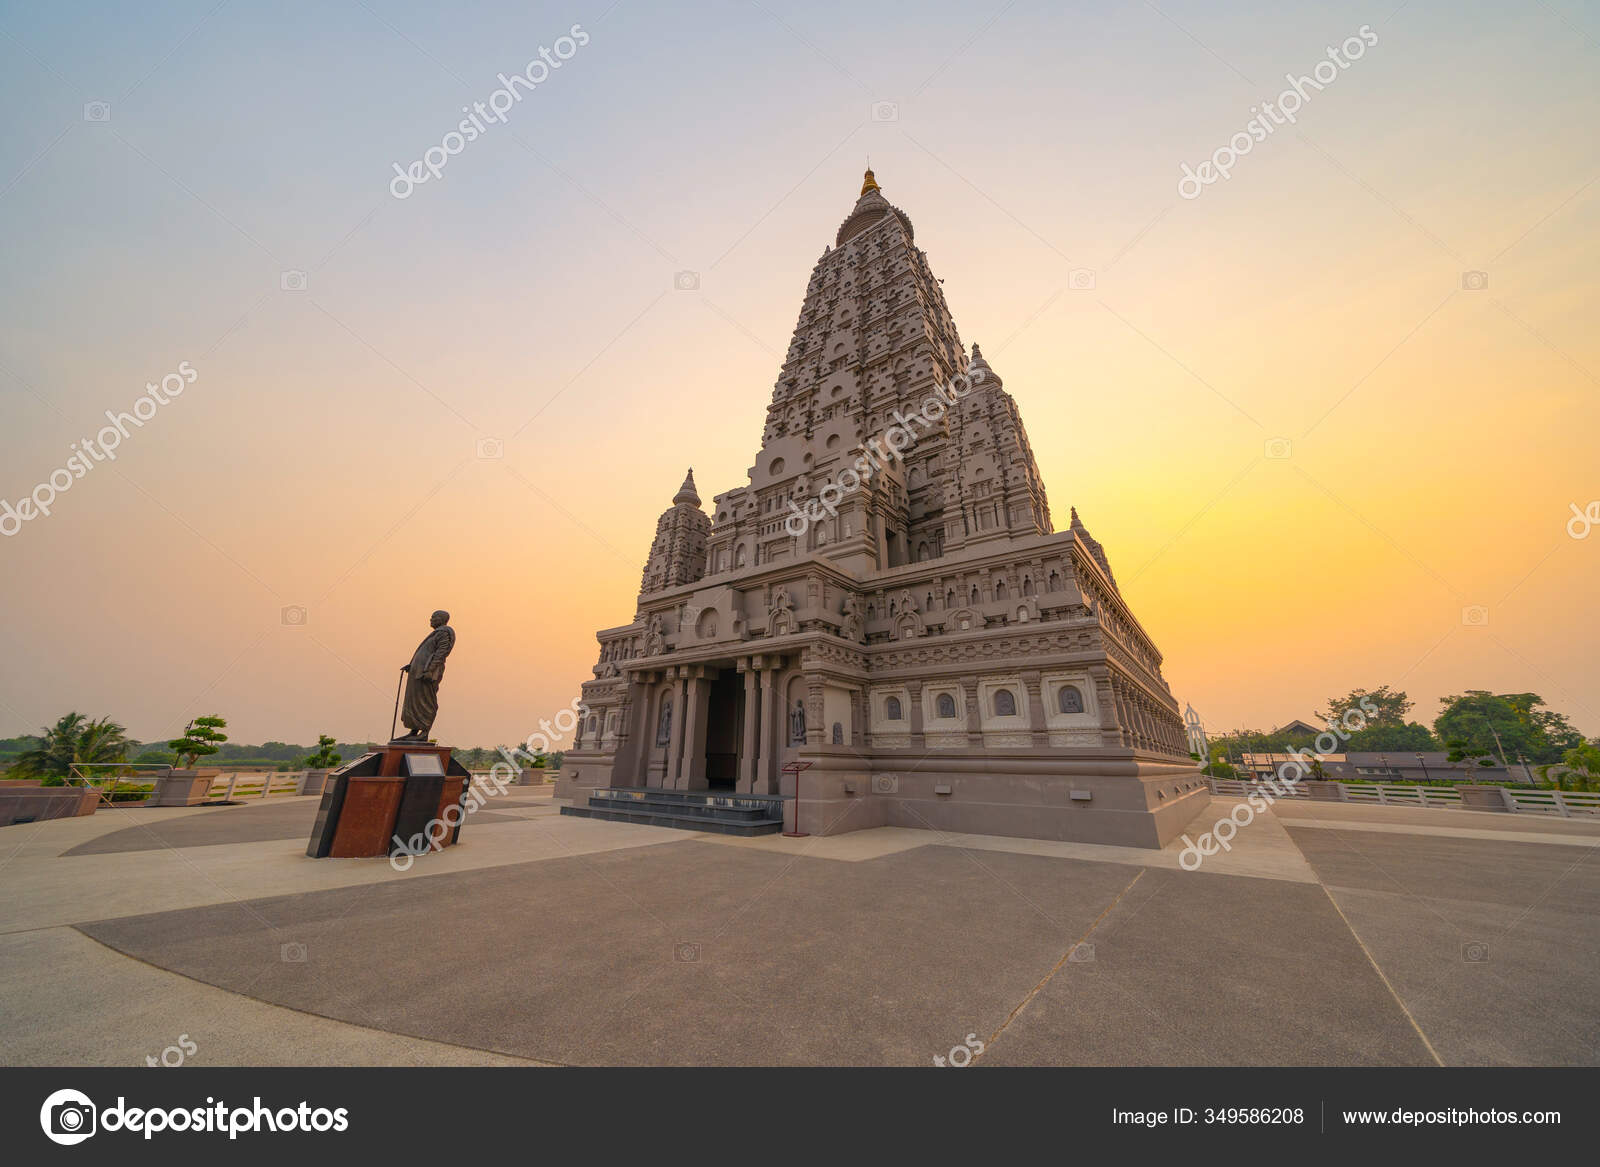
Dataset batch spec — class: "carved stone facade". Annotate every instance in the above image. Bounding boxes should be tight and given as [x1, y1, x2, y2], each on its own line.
[557, 171, 1206, 849]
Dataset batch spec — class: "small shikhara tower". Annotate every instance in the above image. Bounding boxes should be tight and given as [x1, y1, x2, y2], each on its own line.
[559, 170, 1205, 849]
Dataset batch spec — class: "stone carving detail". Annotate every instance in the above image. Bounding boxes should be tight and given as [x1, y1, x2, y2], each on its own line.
[839, 595, 863, 642]
[643, 614, 666, 656]
[770, 587, 796, 636]
[789, 699, 807, 745]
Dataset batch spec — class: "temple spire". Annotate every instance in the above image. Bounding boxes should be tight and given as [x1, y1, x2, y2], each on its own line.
[861, 167, 880, 195]
[673, 468, 700, 506]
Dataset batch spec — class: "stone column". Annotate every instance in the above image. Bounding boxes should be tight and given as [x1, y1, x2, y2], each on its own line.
[739, 659, 760, 793]
[1090, 666, 1120, 749]
[758, 661, 778, 794]
[1022, 671, 1046, 747]
[962, 675, 983, 748]
[665, 669, 686, 788]
[907, 679, 925, 750]
[1112, 679, 1132, 748]
[681, 669, 711, 790]
[614, 679, 644, 786]
[805, 677, 825, 746]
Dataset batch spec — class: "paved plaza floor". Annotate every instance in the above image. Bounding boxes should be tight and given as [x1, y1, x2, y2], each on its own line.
[2, 788, 1597, 1067]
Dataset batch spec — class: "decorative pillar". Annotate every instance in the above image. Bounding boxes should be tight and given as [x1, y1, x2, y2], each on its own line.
[1022, 671, 1046, 748]
[614, 679, 645, 786]
[739, 659, 760, 793]
[1090, 665, 1120, 749]
[907, 679, 925, 750]
[962, 675, 983, 748]
[1112, 679, 1132, 748]
[758, 661, 778, 793]
[805, 676, 825, 746]
[681, 668, 711, 790]
[665, 669, 687, 788]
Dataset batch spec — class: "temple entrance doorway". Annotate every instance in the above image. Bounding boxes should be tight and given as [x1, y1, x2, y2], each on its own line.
[703, 669, 744, 791]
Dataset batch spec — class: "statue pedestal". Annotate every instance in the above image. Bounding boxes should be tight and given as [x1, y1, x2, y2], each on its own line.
[306, 743, 469, 859]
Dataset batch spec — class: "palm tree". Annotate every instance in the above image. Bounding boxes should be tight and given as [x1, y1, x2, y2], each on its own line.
[75, 717, 131, 768]
[11, 712, 129, 785]
[12, 713, 88, 783]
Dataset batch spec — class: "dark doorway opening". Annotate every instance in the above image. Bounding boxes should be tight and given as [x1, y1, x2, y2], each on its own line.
[703, 670, 744, 791]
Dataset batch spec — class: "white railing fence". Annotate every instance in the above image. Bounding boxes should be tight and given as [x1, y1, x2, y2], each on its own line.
[1503, 787, 1600, 817]
[207, 771, 310, 801]
[1206, 778, 1599, 817]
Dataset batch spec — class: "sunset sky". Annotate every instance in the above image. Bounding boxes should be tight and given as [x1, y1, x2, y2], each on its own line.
[1, 0, 1595, 750]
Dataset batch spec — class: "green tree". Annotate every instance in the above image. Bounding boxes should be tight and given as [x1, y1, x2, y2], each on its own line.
[1318, 685, 1411, 730]
[12, 713, 129, 784]
[302, 734, 342, 769]
[169, 715, 229, 769]
[1434, 691, 1582, 765]
[1341, 722, 1440, 752]
[1544, 743, 1600, 792]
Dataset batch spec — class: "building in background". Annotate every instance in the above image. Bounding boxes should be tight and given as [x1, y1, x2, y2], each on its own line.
[1238, 751, 1533, 786]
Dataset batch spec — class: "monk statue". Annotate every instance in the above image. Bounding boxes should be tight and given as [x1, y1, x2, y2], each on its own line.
[396, 610, 456, 741]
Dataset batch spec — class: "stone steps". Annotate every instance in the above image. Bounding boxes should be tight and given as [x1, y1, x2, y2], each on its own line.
[560, 788, 787, 836]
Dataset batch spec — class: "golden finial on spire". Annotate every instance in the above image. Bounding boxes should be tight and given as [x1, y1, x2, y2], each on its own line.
[861, 166, 880, 195]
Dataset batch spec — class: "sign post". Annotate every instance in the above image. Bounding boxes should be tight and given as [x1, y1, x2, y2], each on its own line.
[781, 760, 813, 837]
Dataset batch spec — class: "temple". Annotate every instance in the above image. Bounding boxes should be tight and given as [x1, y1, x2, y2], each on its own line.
[557, 170, 1206, 847]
